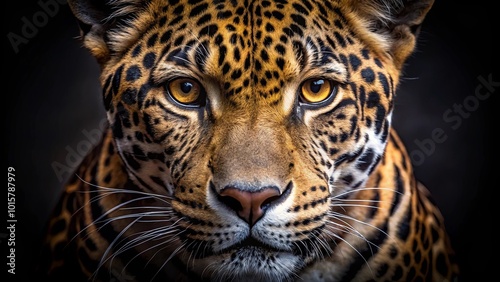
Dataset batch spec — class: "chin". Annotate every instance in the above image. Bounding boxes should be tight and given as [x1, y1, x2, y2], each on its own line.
[190, 246, 304, 282]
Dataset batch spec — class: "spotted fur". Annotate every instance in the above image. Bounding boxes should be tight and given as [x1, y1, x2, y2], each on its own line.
[37, 0, 459, 281]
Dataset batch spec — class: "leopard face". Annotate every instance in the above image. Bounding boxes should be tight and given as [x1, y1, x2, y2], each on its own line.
[66, 0, 436, 280]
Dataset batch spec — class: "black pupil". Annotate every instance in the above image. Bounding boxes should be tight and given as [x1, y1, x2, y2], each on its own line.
[310, 80, 324, 93]
[180, 82, 193, 93]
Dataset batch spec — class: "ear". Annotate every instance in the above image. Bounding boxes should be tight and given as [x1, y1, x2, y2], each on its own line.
[343, 0, 435, 69]
[68, 0, 147, 64]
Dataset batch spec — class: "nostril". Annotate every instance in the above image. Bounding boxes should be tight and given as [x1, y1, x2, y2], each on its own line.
[220, 194, 243, 212]
[219, 188, 254, 224]
[261, 194, 281, 210]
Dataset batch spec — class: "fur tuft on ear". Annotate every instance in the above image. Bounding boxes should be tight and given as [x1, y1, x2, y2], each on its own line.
[68, 0, 149, 64]
[342, 0, 434, 69]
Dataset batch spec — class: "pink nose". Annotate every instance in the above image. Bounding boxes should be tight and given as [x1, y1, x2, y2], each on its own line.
[220, 187, 281, 226]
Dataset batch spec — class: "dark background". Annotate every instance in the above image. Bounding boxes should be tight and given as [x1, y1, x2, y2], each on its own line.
[4, 1, 495, 281]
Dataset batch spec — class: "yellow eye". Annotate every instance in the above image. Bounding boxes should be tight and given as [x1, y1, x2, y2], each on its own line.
[167, 78, 205, 106]
[300, 78, 335, 104]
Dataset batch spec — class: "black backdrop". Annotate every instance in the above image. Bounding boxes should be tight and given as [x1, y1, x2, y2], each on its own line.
[4, 1, 495, 281]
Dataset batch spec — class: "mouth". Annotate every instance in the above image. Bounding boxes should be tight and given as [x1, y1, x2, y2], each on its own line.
[228, 236, 286, 254]
[192, 228, 327, 260]
[228, 231, 330, 261]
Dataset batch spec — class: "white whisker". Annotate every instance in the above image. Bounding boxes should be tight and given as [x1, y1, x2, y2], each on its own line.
[332, 187, 401, 200]
[90, 216, 142, 281]
[321, 227, 374, 275]
[331, 203, 381, 210]
[328, 211, 391, 239]
[114, 217, 186, 262]
[152, 242, 188, 281]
